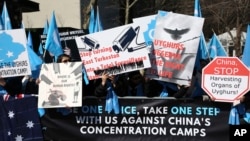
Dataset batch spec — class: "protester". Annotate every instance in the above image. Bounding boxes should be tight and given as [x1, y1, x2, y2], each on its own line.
[93, 71, 123, 114]
[189, 59, 211, 101]
[145, 59, 209, 99]
[239, 92, 250, 124]
[22, 75, 40, 94]
[144, 77, 178, 97]
[94, 71, 124, 97]
[94, 70, 148, 97]
[43, 53, 97, 116]
[57, 53, 95, 97]
[123, 70, 147, 97]
[0, 76, 23, 96]
[45, 53, 75, 116]
[228, 91, 250, 125]
[56, 53, 71, 63]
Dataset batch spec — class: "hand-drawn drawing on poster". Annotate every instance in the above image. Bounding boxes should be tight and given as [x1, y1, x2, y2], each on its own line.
[75, 24, 152, 80]
[0, 29, 31, 78]
[145, 11, 204, 86]
[38, 62, 82, 108]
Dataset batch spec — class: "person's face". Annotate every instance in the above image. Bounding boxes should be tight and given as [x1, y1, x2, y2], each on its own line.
[61, 56, 70, 63]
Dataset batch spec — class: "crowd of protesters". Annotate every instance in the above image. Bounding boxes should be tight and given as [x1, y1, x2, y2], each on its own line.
[0, 55, 247, 101]
[0, 54, 250, 125]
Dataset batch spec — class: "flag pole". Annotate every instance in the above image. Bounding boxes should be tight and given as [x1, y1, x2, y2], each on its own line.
[200, 33, 211, 62]
[42, 47, 47, 62]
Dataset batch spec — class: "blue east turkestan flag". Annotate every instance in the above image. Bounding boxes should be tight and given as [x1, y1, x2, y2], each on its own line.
[207, 33, 228, 59]
[228, 106, 240, 125]
[27, 31, 43, 78]
[88, 6, 103, 33]
[44, 11, 63, 61]
[38, 20, 49, 57]
[24, 38, 45, 116]
[228, 103, 245, 125]
[195, 33, 209, 70]
[88, 5, 95, 33]
[20, 21, 25, 29]
[1, 1, 12, 30]
[241, 24, 250, 67]
[105, 82, 120, 114]
[192, 0, 208, 98]
[95, 6, 103, 32]
[235, 25, 250, 125]
[0, 17, 4, 30]
[193, 0, 209, 70]
[197, 33, 209, 60]
[194, 0, 202, 17]
[27, 31, 33, 50]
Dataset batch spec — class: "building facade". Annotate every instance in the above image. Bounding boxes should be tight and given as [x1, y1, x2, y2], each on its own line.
[22, 0, 82, 29]
[217, 28, 246, 56]
[22, 0, 120, 30]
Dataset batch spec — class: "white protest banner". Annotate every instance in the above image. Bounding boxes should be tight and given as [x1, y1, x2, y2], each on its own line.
[75, 24, 152, 80]
[145, 11, 205, 86]
[0, 29, 31, 77]
[38, 62, 82, 108]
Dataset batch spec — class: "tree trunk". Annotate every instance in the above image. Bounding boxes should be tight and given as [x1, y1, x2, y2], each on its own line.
[235, 23, 242, 57]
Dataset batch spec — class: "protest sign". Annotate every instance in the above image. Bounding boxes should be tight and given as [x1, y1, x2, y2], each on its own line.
[202, 57, 250, 102]
[0, 29, 31, 77]
[75, 24, 152, 80]
[41, 97, 232, 141]
[145, 11, 204, 86]
[38, 62, 82, 108]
